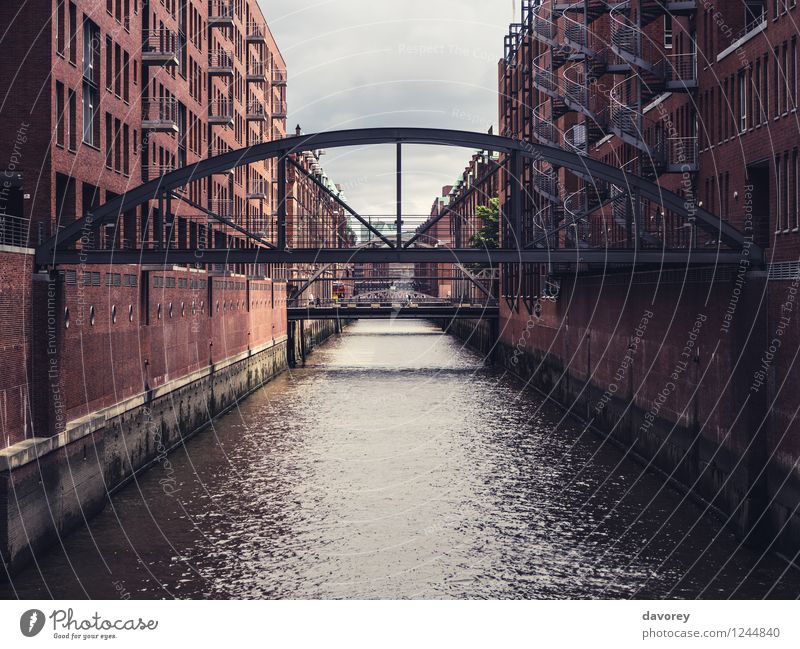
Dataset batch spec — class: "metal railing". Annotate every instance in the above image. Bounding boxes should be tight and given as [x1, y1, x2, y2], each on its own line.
[666, 136, 698, 168]
[272, 68, 287, 86]
[209, 0, 234, 22]
[247, 61, 267, 79]
[532, 53, 560, 95]
[143, 29, 178, 59]
[142, 98, 178, 125]
[248, 179, 270, 198]
[562, 10, 607, 60]
[246, 101, 267, 118]
[533, 167, 559, 200]
[665, 52, 697, 84]
[142, 164, 175, 181]
[209, 50, 234, 70]
[209, 199, 234, 218]
[272, 98, 287, 117]
[209, 99, 233, 121]
[246, 21, 267, 40]
[0, 213, 29, 247]
[532, 102, 561, 147]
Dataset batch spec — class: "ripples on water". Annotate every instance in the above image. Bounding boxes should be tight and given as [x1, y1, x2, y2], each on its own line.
[2, 320, 798, 599]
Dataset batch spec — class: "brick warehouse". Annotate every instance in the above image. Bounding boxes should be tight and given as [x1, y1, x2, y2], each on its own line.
[465, 0, 800, 555]
[0, 0, 348, 574]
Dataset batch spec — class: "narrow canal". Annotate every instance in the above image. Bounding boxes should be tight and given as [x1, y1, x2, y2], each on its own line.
[2, 321, 798, 599]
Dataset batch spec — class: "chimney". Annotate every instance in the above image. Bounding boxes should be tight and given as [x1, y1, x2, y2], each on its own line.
[295, 124, 302, 136]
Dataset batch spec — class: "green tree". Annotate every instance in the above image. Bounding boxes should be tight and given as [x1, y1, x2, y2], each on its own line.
[468, 198, 500, 249]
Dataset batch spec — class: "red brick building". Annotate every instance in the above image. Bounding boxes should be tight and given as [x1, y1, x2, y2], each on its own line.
[491, 0, 800, 551]
[0, 0, 354, 573]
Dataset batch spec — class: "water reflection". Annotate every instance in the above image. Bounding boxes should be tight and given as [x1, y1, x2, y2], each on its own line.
[1, 320, 797, 599]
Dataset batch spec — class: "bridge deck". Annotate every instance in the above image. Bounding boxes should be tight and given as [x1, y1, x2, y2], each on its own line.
[287, 304, 498, 320]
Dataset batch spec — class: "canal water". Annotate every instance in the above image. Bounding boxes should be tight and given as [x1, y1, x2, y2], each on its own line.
[2, 320, 798, 599]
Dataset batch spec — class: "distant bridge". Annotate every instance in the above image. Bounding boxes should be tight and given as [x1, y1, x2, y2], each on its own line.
[287, 302, 498, 321]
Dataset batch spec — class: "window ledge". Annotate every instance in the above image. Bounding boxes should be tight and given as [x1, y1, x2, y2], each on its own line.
[717, 20, 768, 62]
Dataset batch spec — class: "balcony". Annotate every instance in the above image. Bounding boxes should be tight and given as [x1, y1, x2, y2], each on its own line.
[561, 0, 608, 23]
[247, 61, 267, 83]
[665, 136, 699, 173]
[142, 98, 178, 133]
[532, 16, 559, 48]
[209, 99, 234, 126]
[532, 102, 561, 148]
[246, 21, 267, 43]
[142, 29, 178, 67]
[272, 98, 287, 118]
[562, 63, 607, 127]
[246, 101, 267, 122]
[208, 0, 234, 27]
[209, 199, 234, 219]
[142, 164, 175, 181]
[272, 67, 287, 86]
[209, 50, 234, 77]
[0, 213, 29, 248]
[563, 13, 606, 63]
[247, 178, 269, 199]
[664, 52, 698, 89]
[532, 167, 560, 203]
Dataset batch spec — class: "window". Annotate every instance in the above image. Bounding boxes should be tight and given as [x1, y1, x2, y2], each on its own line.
[82, 19, 99, 83]
[785, 153, 792, 231]
[123, 52, 129, 102]
[776, 154, 783, 231]
[105, 37, 112, 90]
[56, 82, 65, 147]
[793, 149, 799, 230]
[774, 47, 781, 116]
[56, 1, 65, 55]
[83, 81, 98, 146]
[664, 15, 673, 49]
[123, 124, 129, 175]
[763, 54, 770, 122]
[114, 118, 122, 172]
[82, 19, 100, 147]
[114, 43, 121, 97]
[105, 112, 112, 167]
[68, 89, 77, 150]
[68, 2, 77, 64]
[793, 38, 798, 110]
[739, 70, 747, 132]
[784, 42, 790, 113]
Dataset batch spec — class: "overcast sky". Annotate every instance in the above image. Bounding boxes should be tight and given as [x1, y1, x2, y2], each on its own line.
[260, 0, 512, 226]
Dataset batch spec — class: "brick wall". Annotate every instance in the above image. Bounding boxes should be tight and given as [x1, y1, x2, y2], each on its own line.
[0, 251, 33, 447]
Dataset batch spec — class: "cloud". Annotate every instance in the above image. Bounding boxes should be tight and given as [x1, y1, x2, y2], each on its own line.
[259, 0, 511, 223]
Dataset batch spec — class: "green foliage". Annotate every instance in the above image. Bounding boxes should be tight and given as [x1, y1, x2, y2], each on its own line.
[468, 198, 500, 250]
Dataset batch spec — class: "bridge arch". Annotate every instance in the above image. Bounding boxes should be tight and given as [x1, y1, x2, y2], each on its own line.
[36, 127, 759, 266]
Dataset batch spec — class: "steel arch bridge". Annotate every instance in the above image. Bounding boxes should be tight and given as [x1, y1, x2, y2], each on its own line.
[35, 127, 761, 268]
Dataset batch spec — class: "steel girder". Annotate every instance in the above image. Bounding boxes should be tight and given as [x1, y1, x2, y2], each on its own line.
[47, 248, 747, 265]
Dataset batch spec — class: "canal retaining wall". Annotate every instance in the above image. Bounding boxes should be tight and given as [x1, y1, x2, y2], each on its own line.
[0, 336, 289, 576]
[450, 268, 800, 558]
[0, 251, 344, 578]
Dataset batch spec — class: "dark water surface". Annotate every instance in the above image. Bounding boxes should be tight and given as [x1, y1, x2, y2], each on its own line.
[2, 320, 798, 599]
